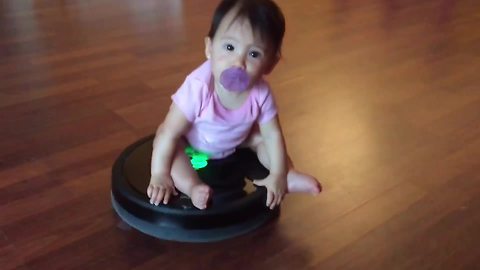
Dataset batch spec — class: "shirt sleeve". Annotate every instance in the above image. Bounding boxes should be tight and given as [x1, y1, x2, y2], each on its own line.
[171, 77, 204, 122]
[257, 83, 278, 124]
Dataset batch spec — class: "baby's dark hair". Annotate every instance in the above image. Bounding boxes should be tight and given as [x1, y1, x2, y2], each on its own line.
[207, 0, 286, 57]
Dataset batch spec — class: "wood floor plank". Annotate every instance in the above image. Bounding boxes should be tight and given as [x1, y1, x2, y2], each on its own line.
[0, 132, 137, 219]
[1, 0, 479, 269]
[23, 224, 168, 270]
[2, 189, 114, 269]
[256, 181, 426, 269]
[0, 230, 29, 270]
[309, 166, 480, 270]
[0, 82, 156, 139]
[0, 111, 132, 169]
[0, 150, 115, 207]
[0, 78, 99, 108]
[0, 53, 135, 95]
[113, 96, 173, 132]
[0, 167, 109, 227]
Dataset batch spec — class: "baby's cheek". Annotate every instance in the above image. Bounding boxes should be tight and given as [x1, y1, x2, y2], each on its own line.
[212, 57, 228, 70]
[215, 52, 231, 61]
[247, 65, 262, 78]
[210, 61, 225, 78]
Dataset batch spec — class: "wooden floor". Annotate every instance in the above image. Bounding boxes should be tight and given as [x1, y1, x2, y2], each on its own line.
[1, 0, 479, 269]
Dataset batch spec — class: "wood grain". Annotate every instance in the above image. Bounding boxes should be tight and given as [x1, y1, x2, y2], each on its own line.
[1, 0, 479, 269]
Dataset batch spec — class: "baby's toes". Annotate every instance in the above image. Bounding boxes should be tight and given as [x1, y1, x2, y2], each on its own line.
[191, 185, 211, 209]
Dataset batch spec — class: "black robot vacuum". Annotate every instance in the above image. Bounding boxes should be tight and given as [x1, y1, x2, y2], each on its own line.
[111, 135, 280, 242]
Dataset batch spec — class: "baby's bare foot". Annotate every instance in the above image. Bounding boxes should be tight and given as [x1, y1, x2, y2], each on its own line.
[190, 184, 212, 209]
[287, 170, 322, 194]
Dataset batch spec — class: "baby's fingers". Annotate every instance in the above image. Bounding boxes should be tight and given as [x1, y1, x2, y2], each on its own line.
[270, 193, 279, 210]
[275, 192, 284, 207]
[147, 184, 153, 198]
[163, 188, 174, 204]
[266, 190, 274, 209]
[153, 187, 165, 206]
[149, 186, 159, 204]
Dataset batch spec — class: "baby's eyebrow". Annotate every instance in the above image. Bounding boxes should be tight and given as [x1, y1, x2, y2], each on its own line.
[220, 36, 238, 42]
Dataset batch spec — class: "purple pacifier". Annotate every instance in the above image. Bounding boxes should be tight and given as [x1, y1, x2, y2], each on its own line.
[219, 67, 250, 92]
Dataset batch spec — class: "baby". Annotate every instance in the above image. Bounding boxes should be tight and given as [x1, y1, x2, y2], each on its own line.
[148, 0, 321, 210]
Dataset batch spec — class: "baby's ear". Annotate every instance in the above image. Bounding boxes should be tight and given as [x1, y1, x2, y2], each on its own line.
[264, 54, 280, 75]
[204, 37, 212, 59]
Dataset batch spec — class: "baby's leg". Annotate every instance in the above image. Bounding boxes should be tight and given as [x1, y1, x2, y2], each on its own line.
[243, 131, 321, 194]
[170, 140, 212, 209]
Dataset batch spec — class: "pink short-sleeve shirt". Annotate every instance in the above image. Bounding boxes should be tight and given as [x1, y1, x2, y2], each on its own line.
[171, 60, 277, 159]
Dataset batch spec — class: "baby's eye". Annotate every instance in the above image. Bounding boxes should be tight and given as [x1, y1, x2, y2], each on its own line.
[249, 51, 262, 58]
[225, 44, 235, 51]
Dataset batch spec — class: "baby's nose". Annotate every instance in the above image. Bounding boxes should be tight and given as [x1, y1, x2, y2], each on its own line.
[232, 54, 246, 69]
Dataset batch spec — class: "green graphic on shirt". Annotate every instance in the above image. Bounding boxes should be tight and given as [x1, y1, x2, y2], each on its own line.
[185, 146, 209, 170]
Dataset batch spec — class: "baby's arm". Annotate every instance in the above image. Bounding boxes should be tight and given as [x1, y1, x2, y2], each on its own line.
[148, 103, 191, 205]
[254, 116, 288, 209]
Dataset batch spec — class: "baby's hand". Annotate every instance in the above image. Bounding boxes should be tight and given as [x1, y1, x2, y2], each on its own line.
[147, 173, 178, 206]
[253, 173, 287, 210]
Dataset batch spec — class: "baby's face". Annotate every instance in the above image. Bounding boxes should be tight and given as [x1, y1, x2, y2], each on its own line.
[205, 9, 274, 91]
